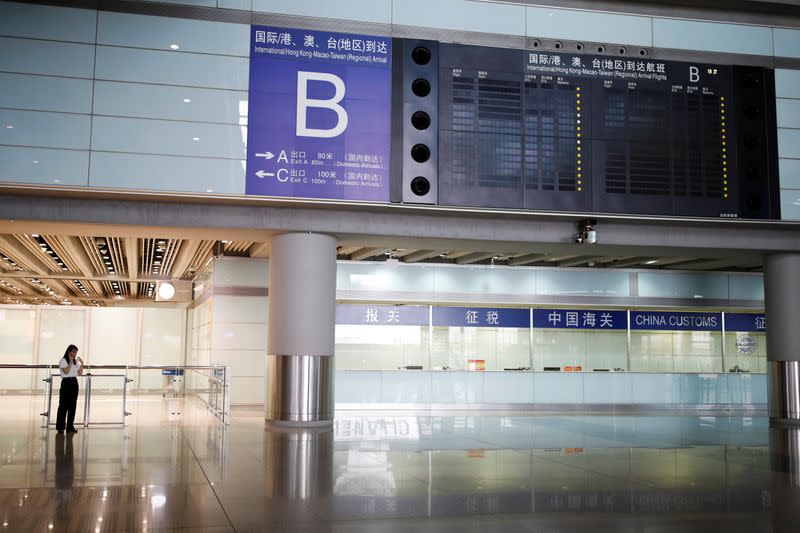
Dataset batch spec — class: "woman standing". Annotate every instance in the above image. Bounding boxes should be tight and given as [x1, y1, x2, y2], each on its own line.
[56, 345, 83, 434]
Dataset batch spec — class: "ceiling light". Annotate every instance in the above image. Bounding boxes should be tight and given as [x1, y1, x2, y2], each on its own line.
[32, 160, 38, 164]
[157, 282, 176, 300]
[170, 44, 180, 50]
[645, 260, 658, 265]
[31, 234, 39, 237]
[192, 137, 200, 141]
[5, 125, 13, 129]
[183, 98, 191, 103]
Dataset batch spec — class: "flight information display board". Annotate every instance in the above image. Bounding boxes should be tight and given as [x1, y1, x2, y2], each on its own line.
[436, 44, 777, 218]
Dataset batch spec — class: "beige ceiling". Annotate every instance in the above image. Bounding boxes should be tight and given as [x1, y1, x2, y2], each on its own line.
[0, 225, 763, 307]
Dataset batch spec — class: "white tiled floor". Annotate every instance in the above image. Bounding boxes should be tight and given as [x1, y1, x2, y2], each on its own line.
[0, 396, 797, 532]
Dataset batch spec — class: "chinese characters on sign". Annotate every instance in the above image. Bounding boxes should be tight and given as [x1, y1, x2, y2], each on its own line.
[335, 305, 428, 326]
[246, 26, 392, 201]
[526, 52, 668, 82]
[533, 309, 627, 330]
[432, 307, 530, 328]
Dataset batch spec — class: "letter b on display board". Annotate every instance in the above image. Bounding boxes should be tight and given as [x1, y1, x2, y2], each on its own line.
[296, 71, 349, 138]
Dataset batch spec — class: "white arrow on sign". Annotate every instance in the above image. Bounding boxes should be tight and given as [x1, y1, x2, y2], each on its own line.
[255, 170, 275, 178]
[255, 152, 275, 159]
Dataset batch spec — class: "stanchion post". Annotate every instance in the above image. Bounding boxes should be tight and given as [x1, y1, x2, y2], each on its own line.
[84, 373, 92, 428]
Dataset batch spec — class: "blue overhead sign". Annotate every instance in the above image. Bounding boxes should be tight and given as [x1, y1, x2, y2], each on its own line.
[630, 311, 721, 331]
[724, 313, 766, 332]
[336, 304, 428, 326]
[533, 309, 627, 330]
[432, 307, 530, 328]
[246, 26, 392, 201]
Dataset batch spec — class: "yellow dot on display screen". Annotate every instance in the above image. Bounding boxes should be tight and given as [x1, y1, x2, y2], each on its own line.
[577, 147, 581, 151]
[577, 100, 581, 105]
[577, 107, 581, 111]
[722, 128, 726, 133]
[577, 173, 582, 178]
[577, 126, 581, 131]
[578, 187, 582, 191]
[724, 187, 728, 191]
[723, 148, 726, 152]
[722, 142, 726, 146]
[577, 133, 581, 137]
[577, 87, 581, 91]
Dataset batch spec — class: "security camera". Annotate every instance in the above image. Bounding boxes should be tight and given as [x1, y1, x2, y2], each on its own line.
[576, 219, 598, 244]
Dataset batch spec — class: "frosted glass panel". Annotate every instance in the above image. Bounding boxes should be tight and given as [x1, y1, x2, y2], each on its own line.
[773, 29, 800, 59]
[0, 37, 94, 78]
[780, 190, 800, 221]
[88, 308, 138, 365]
[536, 270, 629, 296]
[777, 99, 800, 129]
[433, 266, 534, 295]
[0, 308, 35, 361]
[724, 332, 766, 373]
[93, 81, 247, 124]
[89, 152, 245, 195]
[39, 309, 86, 366]
[255, 0, 391, 23]
[526, 7, 651, 46]
[0, 146, 89, 187]
[335, 325, 429, 370]
[533, 330, 585, 370]
[673, 331, 721, 357]
[393, 0, 525, 35]
[585, 331, 627, 371]
[779, 129, 800, 159]
[98, 11, 249, 56]
[780, 158, 800, 190]
[652, 19, 773, 56]
[776, 70, 800, 99]
[91, 116, 246, 159]
[139, 308, 184, 389]
[95, 46, 249, 90]
[638, 272, 728, 299]
[0, 73, 92, 114]
[336, 262, 435, 294]
[431, 327, 528, 371]
[0, 109, 91, 150]
[729, 274, 763, 301]
[0, 2, 96, 42]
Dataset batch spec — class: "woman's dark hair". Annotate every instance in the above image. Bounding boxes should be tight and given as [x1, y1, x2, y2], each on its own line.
[62, 344, 78, 360]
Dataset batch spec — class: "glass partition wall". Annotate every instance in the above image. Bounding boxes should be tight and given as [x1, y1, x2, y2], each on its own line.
[334, 305, 767, 373]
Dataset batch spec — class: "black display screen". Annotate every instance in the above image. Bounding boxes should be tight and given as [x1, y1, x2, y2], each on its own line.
[436, 43, 778, 218]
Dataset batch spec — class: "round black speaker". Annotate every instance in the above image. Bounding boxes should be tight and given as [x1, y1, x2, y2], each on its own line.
[411, 144, 430, 163]
[410, 176, 431, 196]
[411, 46, 431, 65]
[411, 111, 431, 130]
[411, 78, 431, 97]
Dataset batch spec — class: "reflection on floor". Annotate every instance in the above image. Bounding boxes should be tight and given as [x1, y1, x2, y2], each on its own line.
[0, 396, 798, 532]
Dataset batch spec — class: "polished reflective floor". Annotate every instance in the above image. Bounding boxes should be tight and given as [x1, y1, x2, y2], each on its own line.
[1, 396, 799, 532]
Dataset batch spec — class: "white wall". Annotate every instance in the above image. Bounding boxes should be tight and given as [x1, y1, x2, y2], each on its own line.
[209, 257, 269, 405]
[0, 305, 186, 392]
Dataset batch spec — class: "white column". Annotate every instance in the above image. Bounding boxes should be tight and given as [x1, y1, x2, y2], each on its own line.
[266, 233, 337, 427]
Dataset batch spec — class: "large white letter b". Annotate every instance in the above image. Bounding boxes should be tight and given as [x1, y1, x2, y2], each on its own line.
[296, 71, 348, 138]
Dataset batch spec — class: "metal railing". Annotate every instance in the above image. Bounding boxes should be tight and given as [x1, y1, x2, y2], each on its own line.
[0, 364, 231, 426]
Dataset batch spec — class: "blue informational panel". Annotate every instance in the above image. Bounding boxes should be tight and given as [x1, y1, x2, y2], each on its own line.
[725, 313, 766, 332]
[630, 311, 722, 331]
[432, 307, 530, 328]
[246, 26, 392, 200]
[533, 309, 627, 330]
[336, 304, 428, 326]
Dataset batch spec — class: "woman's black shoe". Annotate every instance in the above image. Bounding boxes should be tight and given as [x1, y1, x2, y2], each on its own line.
[67, 428, 78, 433]
[56, 430, 64, 435]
